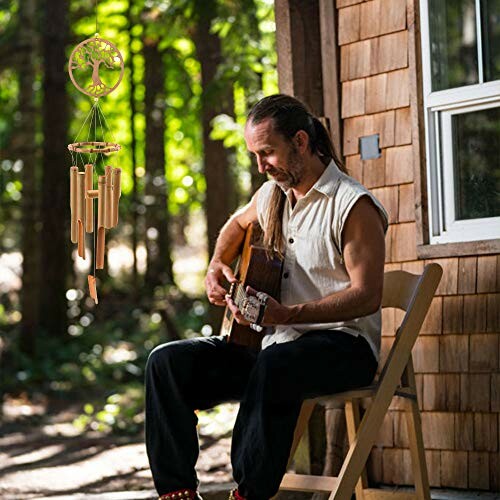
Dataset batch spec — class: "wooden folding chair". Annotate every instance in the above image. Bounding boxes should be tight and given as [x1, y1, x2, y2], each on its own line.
[279, 263, 443, 500]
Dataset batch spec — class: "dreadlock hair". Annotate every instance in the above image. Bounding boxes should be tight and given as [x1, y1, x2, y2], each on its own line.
[247, 94, 346, 257]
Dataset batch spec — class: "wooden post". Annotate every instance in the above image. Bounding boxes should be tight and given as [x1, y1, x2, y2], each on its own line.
[104, 165, 113, 229]
[112, 167, 121, 227]
[85, 163, 93, 233]
[96, 175, 106, 269]
[319, 0, 342, 160]
[408, 0, 429, 247]
[274, 0, 324, 116]
[70, 166, 78, 243]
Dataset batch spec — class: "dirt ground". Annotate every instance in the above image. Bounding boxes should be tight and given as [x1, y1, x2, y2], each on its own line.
[0, 398, 236, 500]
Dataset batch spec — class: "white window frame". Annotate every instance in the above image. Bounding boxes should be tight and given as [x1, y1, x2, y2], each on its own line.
[419, 0, 500, 245]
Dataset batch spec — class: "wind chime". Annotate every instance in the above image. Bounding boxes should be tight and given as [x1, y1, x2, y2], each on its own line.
[68, 2, 124, 304]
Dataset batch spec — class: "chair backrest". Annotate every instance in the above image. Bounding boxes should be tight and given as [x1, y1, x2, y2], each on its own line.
[378, 263, 443, 382]
[382, 270, 422, 311]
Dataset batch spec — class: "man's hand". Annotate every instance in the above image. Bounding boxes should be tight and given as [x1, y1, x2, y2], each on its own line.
[204, 191, 260, 307]
[205, 260, 238, 306]
[225, 285, 292, 326]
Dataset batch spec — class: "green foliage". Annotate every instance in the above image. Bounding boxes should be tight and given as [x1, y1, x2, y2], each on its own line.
[213, 0, 278, 201]
[0, 158, 22, 252]
[1, 0, 277, 434]
[73, 384, 144, 434]
[0, 69, 18, 150]
[1, 286, 212, 432]
[1, 0, 277, 253]
[0, 46, 21, 251]
[197, 402, 237, 438]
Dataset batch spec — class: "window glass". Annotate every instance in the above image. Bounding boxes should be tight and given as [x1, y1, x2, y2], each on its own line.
[481, 0, 500, 81]
[429, 0, 478, 90]
[452, 107, 500, 220]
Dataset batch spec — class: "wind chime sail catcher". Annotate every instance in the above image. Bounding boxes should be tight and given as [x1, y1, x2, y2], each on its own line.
[68, 12, 125, 305]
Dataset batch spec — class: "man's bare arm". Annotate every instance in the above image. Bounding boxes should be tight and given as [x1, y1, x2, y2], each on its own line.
[205, 191, 260, 306]
[284, 196, 386, 323]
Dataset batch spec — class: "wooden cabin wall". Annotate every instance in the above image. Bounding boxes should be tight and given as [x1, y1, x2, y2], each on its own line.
[336, 0, 500, 490]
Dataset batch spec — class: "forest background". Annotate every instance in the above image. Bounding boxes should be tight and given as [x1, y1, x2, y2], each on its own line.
[0, 0, 277, 435]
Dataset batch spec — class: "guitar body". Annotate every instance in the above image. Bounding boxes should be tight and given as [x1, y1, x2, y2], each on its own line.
[220, 223, 283, 349]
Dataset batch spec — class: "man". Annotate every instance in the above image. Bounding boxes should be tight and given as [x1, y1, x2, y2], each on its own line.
[145, 94, 388, 500]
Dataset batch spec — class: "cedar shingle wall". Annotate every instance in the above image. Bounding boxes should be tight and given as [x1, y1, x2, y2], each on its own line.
[336, 0, 500, 491]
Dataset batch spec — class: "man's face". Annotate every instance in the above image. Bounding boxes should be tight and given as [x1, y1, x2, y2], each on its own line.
[244, 118, 305, 190]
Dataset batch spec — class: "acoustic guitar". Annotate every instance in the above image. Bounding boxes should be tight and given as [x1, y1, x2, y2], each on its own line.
[220, 222, 283, 349]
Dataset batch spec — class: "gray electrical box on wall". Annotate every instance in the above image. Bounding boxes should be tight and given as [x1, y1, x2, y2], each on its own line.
[359, 134, 381, 160]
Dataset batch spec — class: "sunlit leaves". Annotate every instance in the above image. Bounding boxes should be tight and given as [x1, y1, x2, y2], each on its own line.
[0, 0, 278, 435]
[0, 69, 19, 149]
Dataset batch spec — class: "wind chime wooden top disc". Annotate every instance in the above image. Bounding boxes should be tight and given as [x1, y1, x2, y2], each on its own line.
[69, 36, 124, 99]
[68, 30, 124, 305]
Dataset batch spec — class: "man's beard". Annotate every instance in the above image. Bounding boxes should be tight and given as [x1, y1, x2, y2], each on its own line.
[268, 146, 304, 190]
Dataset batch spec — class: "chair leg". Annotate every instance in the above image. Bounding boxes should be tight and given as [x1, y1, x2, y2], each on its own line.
[329, 390, 394, 500]
[344, 400, 367, 500]
[286, 400, 316, 469]
[405, 398, 431, 500]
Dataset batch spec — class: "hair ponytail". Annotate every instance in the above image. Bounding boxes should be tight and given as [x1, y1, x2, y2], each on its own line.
[262, 185, 286, 258]
[310, 117, 347, 174]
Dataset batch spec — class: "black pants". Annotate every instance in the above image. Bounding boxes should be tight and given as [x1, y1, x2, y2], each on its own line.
[145, 330, 378, 500]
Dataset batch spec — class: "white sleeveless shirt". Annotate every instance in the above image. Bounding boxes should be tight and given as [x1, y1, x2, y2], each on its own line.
[256, 160, 388, 360]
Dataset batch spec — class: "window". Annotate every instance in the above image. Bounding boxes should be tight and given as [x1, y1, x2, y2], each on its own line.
[420, 0, 500, 245]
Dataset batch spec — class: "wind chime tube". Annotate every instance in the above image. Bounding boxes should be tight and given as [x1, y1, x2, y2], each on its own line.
[77, 172, 86, 259]
[104, 165, 113, 229]
[70, 167, 78, 243]
[97, 175, 105, 227]
[85, 164, 94, 233]
[88, 275, 98, 304]
[112, 168, 121, 227]
[97, 175, 106, 269]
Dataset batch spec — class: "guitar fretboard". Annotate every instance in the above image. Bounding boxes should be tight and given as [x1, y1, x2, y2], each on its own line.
[230, 281, 249, 306]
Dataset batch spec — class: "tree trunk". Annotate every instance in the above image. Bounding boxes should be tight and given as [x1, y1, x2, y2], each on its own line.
[143, 38, 174, 290]
[15, 0, 39, 355]
[39, 0, 70, 337]
[193, 0, 236, 258]
[127, 0, 140, 292]
[193, 0, 237, 330]
[245, 0, 267, 196]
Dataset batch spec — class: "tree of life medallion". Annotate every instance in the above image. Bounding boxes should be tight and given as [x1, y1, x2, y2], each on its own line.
[69, 36, 124, 98]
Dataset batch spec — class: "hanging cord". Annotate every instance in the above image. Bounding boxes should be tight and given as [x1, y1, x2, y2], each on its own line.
[93, 99, 98, 278]
[95, 0, 99, 36]
[95, 101, 108, 145]
[96, 100, 118, 146]
[69, 102, 96, 167]
[84, 104, 96, 167]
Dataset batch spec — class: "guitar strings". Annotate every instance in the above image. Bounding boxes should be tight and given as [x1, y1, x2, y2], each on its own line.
[234, 284, 246, 307]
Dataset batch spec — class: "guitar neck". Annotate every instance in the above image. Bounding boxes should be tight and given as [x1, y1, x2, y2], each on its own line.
[229, 281, 248, 309]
